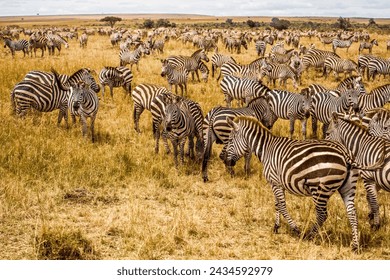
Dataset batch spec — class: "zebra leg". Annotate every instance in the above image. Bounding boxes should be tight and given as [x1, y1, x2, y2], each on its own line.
[322, 123, 329, 139]
[271, 185, 301, 235]
[363, 180, 380, 230]
[311, 115, 318, 139]
[179, 138, 186, 165]
[187, 134, 195, 159]
[338, 169, 360, 251]
[289, 118, 295, 139]
[201, 131, 216, 182]
[301, 118, 307, 140]
[90, 115, 96, 143]
[219, 144, 234, 177]
[133, 106, 144, 133]
[80, 114, 88, 138]
[244, 152, 252, 178]
[162, 130, 171, 154]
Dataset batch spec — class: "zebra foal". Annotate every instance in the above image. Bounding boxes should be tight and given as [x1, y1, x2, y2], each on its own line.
[224, 116, 361, 251]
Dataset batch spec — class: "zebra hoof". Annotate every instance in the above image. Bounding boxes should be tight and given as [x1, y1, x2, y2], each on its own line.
[203, 177, 209, 183]
[370, 223, 380, 231]
[273, 224, 280, 234]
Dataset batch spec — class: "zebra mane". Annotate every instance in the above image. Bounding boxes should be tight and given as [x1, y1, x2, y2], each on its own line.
[191, 49, 204, 56]
[334, 113, 369, 132]
[248, 57, 265, 66]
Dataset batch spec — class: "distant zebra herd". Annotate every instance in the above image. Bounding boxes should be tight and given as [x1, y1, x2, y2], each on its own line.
[6, 25, 390, 253]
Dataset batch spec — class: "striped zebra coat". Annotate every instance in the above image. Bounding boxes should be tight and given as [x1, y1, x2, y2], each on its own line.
[323, 56, 359, 80]
[367, 57, 390, 81]
[119, 43, 150, 70]
[220, 75, 271, 107]
[359, 39, 378, 54]
[161, 59, 189, 96]
[259, 61, 298, 90]
[165, 49, 209, 82]
[28, 33, 47, 57]
[202, 97, 278, 182]
[358, 84, 390, 114]
[99, 66, 133, 99]
[67, 83, 99, 142]
[210, 49, 236, 79]
[163, 96, 196, 167]
[361, 108, 390, 141]
[218, 57, 264, 81]
[3, 37, 29, 57]
[326, 114, 388, 230]
[224, 116, 361, 251]
[10, 68, 99, 128]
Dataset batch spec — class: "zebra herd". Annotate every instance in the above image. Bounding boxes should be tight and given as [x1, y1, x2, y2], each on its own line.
[7, 26, 390, 253]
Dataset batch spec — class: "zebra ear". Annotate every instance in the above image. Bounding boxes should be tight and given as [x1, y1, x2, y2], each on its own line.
[227, 117, 239, 131]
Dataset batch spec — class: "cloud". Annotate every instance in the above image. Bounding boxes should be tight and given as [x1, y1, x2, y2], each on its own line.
[0, 0, 389, 17]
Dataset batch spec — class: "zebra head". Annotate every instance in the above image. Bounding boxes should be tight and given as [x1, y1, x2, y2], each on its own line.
[163, 96, 182, 132]
[224, 117, 250, 167]
[346, 88, 360, 113]
[368, 110, 390, 141]
[70, 83, 85, 112]
[160, 59, 170, 77]
[325, 112, 344, 142]
[198, 49, 209, 62]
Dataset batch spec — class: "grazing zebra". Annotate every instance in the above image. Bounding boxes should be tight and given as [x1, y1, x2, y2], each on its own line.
[267, 89, 311, 139]
[220, 75, 271, 107]
[323, 56, 359, 80]
[224, 116, 361, 251]
[10, 68, 99, 127]
[165, 49, 209, 82]
[161, 59, 189, 96]
[163, 96, 196, 167]
[28, 33, 47, 57]
[99, 66, 133, 100]
[308, 76, 366, 97]
[259, 61, 298, 90]
[202, 97, 278, 182]
[119, 43, 150, 70]
[311, 88, 360, 138]
[255, 36, 274, 57]
[359, 39, 378, 54]
[3, 37, 29, 57]
[197, 60, 209, 82]
[302, 48, 340, 75]
[326, 114, 388, 230]
[131, 83, 170, 133]
[332, 35, 356, 53]
[358, 84, 390, 114]
[210, 47, 236, 79]
[218, 57, 264, 81]
[361, 108, 390, 141]
[67, 82, 99, 142]
[289, 54, 303, 85]
[357, 54, 376, 79]
[367, 57, 390, 81]
[148, 38, 166, 54]
[79, 32, 88, 48]
[46, 33, 69, 55]
[225, 36, 248, 54]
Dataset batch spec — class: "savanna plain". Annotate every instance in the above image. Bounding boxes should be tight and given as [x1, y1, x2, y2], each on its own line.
[1, 15, 390, 260]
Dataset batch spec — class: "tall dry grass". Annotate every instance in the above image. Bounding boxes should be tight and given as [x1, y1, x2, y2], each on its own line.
[1, 21, 390, 260]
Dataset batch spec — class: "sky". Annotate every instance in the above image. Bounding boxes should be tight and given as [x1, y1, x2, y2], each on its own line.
[0, 0, 389, 18]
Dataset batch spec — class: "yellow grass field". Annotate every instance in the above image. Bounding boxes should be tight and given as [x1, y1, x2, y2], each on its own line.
[1, 14, 390, 260]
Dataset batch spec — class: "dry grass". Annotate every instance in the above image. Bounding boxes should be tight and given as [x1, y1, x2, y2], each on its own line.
[1, 16, 390, 260]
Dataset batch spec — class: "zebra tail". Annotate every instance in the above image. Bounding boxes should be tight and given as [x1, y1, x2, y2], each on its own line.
[51, 68, 70, 91]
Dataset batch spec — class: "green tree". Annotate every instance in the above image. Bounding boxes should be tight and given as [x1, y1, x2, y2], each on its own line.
[335, 16, 351, 30]
[100, 16, 122, 28]
[142, 19, 154, 29]
[270, 18, 290, 30]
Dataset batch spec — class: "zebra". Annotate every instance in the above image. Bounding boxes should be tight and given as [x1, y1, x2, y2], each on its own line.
[210, 47, 236, 79]
[147, 37, 166, 54]
[301, 48, 340, 76]
[218, 57, 265, 81]
[79, 32, 88, 48]
[165, 49, 209, 82]
[202, 96, 278, 182]
[152, 94, 204, 160]
[259, 61, 298, 90]
[359, 39, 378, 54]
[332, 35, 357, 53]
[358, 84, 390, 114]
[357, 54, 377, 79]
[98, 66, 133, 100]
[361, 108, 390, 141]
[197, 60, 209, 83]
[310, 88, 360, 138]
[326, 113, 388, 231]
[131, 83, 170, 133]
[66, 82, 99, 142]
[268, 49, 297, 64]
[119, 43, 150, 70]
[2, 37, 29, 57]
[46, 33, 69, 55]
[162, 96, 196, 167]
[289, 54, 303, 85]
[224, 116, 361, 251]
[10, 68, 99, 128]
[161, 59, 189, 96]
[323, 56, 359, 80]
[220, 75, 271, 107]
[225, 37, 248, 54]
[307, 76, 366, 97]
[367, 57, 390, 81]
[28, 32, 47, 57]
[267, 89, 311, 139]
[255, 36, 274, 57]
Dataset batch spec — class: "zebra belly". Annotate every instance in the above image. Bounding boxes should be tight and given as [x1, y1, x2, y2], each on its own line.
[361, 160, 390, 192]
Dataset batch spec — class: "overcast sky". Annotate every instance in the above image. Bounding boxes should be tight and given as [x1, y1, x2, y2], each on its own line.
[0, 0, 389, 18]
